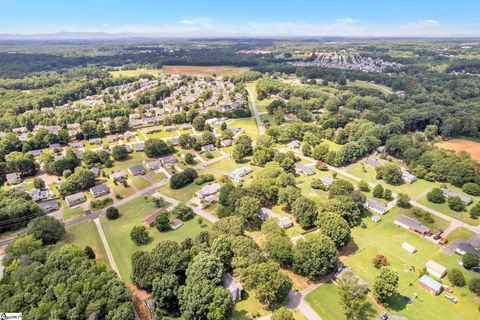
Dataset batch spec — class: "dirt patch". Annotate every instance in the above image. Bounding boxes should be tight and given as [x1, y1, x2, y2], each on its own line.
[127, 283, 152, 320]
[280, 268, 313, 291]
[437, 139, 480, 162]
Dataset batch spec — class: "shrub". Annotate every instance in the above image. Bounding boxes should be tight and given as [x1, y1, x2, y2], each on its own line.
[468, 278, 480, 296]
[463, 253, 480, 269]
[397, 193, 411, 208]
[372, 185, 384, 198]
[155, 214, 171, 232]
[463, 183, 480, 196]
[91, 197, 113, 210]
[170, 168, 198, 189]
[358, 180, 370, 192]
[448, 268, 466, 287]
[130, 226, 150, 245]
[310, 179, 325, 190]
[106, 207, 120, 220]
[372, 253, 389, 269]
[172, 203, 194, 221]
[384, 189, 393, 201]
[194, 174, 215, 185]
[448, 196, 465, 212]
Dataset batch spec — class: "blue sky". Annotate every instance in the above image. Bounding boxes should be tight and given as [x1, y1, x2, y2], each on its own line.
[1, 0, 480, 36]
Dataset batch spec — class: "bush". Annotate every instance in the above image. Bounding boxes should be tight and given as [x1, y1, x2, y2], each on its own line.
[372, 253, 389, 269]
[130, 226, 150, 245]
[27, 216, 65, 245]
[372, 185, 384, 198]
[91, 197, 113, 210]
[358, 180, 370, 192]
[471, 203, 480, 219]
[172, 203, 194, 221]
[33, 177, 46, 190]
[310, 179, 325, 190]
[463, 183, 480, 196]
[468, 278, 480, 296]
[448, 196, 465, 212]
[194, 174, 215, 185]
[384, 189, 393, 201]
[463, 253, 480, 269]
[185, 153, 195, 164]
[106, 207, 120, 220]
[397, 193, 411, 208]
[427, 188, 445, 203]
[170, 168, 198, 189]
[448, 268, 466, 287]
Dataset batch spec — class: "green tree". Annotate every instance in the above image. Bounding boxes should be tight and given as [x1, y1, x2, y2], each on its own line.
[384, 189, 393, 201]
[235, 196, 261, 223]
[33, 177, 46, 190]
[337, 270, 367, 319]
[358, 180, 370, 192]
[192, 115, 206, 131]
[427, 188, 445, 203]
[376, 163, 403, 185]
[106, 206, 120, 220]
[316, 212, 351, 248]
[27, 215, 65, 245]
[463, 253, 480, 269]
[372, 267, 399, 303]
[372, 184, 384, 198]
[277, 186, 302, 210]
[462, 183, 480, 196]
[152, 274, 180, 314]
[448, 268, 466, 287]
[130, 226, 150, 245]
[328, 179, 354, 198]
[185, 153, 195, 164]
[271, 307, 295, 320]
[232, 134, 253, 162]
[291, 196, 318, 229]
[186, 252, 224, 285]
[468, 278, 480, 296]
[155, 213, 171, 232]
[448, 196, 465, 212]
[84, 245, 96, 259]
[172, 203, 194, 221]
[112, 145, 128, 161]
[471, 203, 480, 219]
[397, 193, 411, 208]
[144, 138, 171, 158]
[292, 233, 338, 280]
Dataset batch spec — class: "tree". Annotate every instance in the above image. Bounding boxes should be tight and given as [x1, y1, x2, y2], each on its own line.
[292, 233, 339, 280]
[186, 252, 224, 285]
[337, 270, 367, 319]
[155, 213, 171, 232]
[372, 184, 384, 198]
[170, 168, 198, 189]
[397, 193, 411, 208]
[463, 253, 480, 269]
[372, 267, 398, 303]
[271, 307, 295, 320]
[192, 115, 206, 131]
[324, 196, 361, 227]
[448, 196, 465, 212]
[468, 278, 480, 296]
[424, 124, 438, 141]
[372, 253, 390, 269]
[232, 134, 253, 162]
[235, 196, 261, 223]
[427, 188, 445, 203]
[185, 153, 194, 164]
[376, 163, 403, 185]
[112, 145, 128, 161]
[212, 216, 244, 237]
[33, 177, 45, 190]
[179, 280, 233, 320]
[277, 186, 302, 211]
[471, 203, 480, 219]
[130, 226, 150, 245]
[27, 215, 65, 245]
[172, 203, 194, 221]
[384, 189, 393, 201]
[463, 182, 480, 196]
[291, 196, 318, 229]
[106, 206, 120, 220]
[328, 179, 354, 198]
[358, 180, 370, 192]
[152, 274, 180, 314]
[84, 246, 96, 259]
[144, 138, 171, 158]
[448, 268, 466, 287]
[316, 212, 351, 248]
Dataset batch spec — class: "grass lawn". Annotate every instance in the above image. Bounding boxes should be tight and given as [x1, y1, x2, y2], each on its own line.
[417, 196, 479, 226]
[100, 195, 211, 281]
[306, 282, 381, 320]
[227, 118, 259, 140]
[63, 220, 109, 267]
[321, 139, 342, 152]
[447, 227, 475, 242]
[147, 130, 178, 139]
[130, 175, 151, 190]
[347, 163, 378, 184]
[110, 68, 163, 78]
[149, 171, 168, 183]
[157, 182, 202, 202]
[401, 207, 451, 231]
[110, 153, 148, 172]
[340, 206, 480, 320]
[231, 291, 269, 320]
[61, 200, 84, 220]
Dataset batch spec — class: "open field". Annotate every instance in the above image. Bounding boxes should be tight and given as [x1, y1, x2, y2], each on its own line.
[63, 220, 109, 267]
[162, 65, 249, 77]
[417, 196, 479, 226]
[100, 195, 210, 280]
[157, 181, 202, 202]
[347, 80, 393, 95]
[227, 118, 259, 139]
[447, 227, 475, 242]
[110, 68, 163, 78]
[336, 206, 480, 320]
[437, 138, 480, 161]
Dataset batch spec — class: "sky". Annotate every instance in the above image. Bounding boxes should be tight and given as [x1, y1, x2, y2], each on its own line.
[1, 0, 480, 37]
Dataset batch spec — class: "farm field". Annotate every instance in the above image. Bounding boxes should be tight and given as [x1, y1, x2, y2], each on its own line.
[63, 220, 109, 267]
[162, 65, 249, 77]
[337, 206, 480, 320]
[110, 68, 163, 78]
[437, 138, 480, 161]
[100, 195, 210, 280]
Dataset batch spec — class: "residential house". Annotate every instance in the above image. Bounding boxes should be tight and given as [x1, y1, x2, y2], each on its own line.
[159, 155, 177, 167]
[295, 163, 315, 176]
[425, 260, 447, 279]
[12, 127, 28, 135]
[320, 176, 334, 188]
[65, 192, 86, 207]
[364, 157, 385, 168]
[220, 139, 233, 147]
[128, 165, 145, 176]
[196, 183, 222, 199]
[69, 141, 84, 148]
[180, 123, 192, 130]
[201, 144, 215, 153]
[170, 137, 179, 146]
[441, 188, 473, 205]
[145, 160, 161, 170]
[258, 207, 293, 229]
[455, 242, 480, 257]
[141, 208, 168, 228]
[364, 198, 388, 215]
[133, 142, 145, 152]
[394, 214, 430, 235]
[222, 274, 243, 303]
[49, 143, 62, 152]
[38, 199, 59, 212]
[165, 125, 176, 132]
[170, 219, 183, 230]
[419, 275, 443, 295]
[106, 135, 118, 143]
[30, 189, 50, 202]
[90, 167, 100, 178]
[286, 140, 300, 149]
[29, 149, 42, 157]
[226, 166, 252, 181]
[89, 138, 102, 145]
[6, 172, 22, 185]
[109, 170, 127, 182]
[401, 169, 417, 184]
[90, 184, 110, 197]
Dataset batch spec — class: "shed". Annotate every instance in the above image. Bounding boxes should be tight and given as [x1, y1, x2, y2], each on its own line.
[425, 260, 447, 278]
[170, 219, 183, 230]
[419, 275, 443, 295]
[402, 242, 417, 254]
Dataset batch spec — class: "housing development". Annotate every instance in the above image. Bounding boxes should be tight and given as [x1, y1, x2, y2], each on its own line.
[0, 2, 480, 320]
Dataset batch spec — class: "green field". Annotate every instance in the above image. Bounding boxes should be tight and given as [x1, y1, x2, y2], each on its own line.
[110, 68, 163, 78]
[321, 139, 342, 152]
[61, 200, 84, 220]
[157, 181, 202, 202]
[417, 196, 480, 226]
[227, 118, 259, 140]
[63, 220, 109, 267]
[100, 195, 210, 281]
[447, 227, 475, 242]
[348, 80, 393, 95]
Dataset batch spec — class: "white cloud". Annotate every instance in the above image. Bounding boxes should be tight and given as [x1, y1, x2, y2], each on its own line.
[337, 17, 358, 24]
[180, 19, 194, 25]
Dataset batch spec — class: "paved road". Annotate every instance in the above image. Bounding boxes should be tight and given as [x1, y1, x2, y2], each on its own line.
[94, 218, 120, 278]
[247, 87, 265, 136]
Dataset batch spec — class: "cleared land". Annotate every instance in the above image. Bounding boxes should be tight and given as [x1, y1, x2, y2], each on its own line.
[437, 139, 480, 162]
[347, 80, 393, 95]
[162, 65, 249, 77]
[110, 68, 163, 78]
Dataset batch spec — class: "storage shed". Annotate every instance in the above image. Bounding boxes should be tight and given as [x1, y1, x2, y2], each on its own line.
[402, 242, 417, 254]
[425, 260, 447, 278]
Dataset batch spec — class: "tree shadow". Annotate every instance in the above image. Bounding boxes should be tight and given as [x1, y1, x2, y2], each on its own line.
[385, 293, 407, 312]
[358, 300, 379, 320]
[339, 238, 359, 257]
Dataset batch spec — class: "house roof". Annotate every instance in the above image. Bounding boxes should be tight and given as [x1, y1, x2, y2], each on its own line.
[229, 166, 252, 178]
[365, 198, 388, 213]
[425, 260, 447, 275]
[90, 184, 109, 195]
[65, 192, 85, 203]
[38, 199, 59, 211]
[142, 208, 167, 225]
[295, 163, 314, 175]
[419, 275, 443, 292]
[109, 170, 127, 179]
[456, 242, 480, 256]
[129, 165, 145, 174]
[440, 188, 472, 204]
[395, 214, 430, 234]
[170, 219, 183, 228]
[197, 183, 222, 197]
[320, 176, 334, 186]
[6, 172, 21, 180]
[364, 157, 385, 168]
[222, 273, 243, 292]
[159, 155, 177, 164]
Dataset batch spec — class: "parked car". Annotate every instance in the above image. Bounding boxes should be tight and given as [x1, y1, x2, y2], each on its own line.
[471, 267, 480, 273]
[442, 285, 453, 293]
[433, 234, 441, 240]
[445, 294, 457, 303]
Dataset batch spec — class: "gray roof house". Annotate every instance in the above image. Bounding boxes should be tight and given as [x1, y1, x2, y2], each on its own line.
[145, 160, 161, 170]
[90, 167, 100, 178]
[394, 214, 430, 235]
[201, 144, 215, 153]
[320, 176, 334, 188]
[222, 274, 243, 303]
[220, 139, 233, 147]
[49, 143, 62, 152]
[90, 184, 110, 197]
[133, 142, 145, 152]
[129, 165, 145, 176]
[109, 170, 127, 182]
[364, 198, 389, 215]
[226, 166, 252, 181]
[196, 183, 222, 199]
[258, 208, 293, 229]
[29, 149, 42, 157]
[30, 189, 50, 202]
[295, 163, 315, 176]
[286, 140, 300, 149]
[440, 188, 473, 205]
[455, 242, 480, 257]
[38, 199, 59, 212]
[65, 192, 86, 207]
[159, 155, 177, 166]
[6, 172, 22, 185]
[364, 157, 386, 168]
